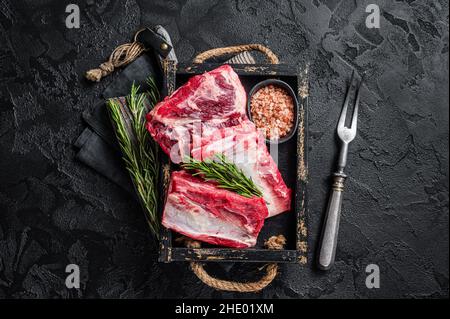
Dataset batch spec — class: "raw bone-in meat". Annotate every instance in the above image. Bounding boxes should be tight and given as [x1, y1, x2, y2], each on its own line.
[162, 171, 269, 248]
[146, 64, 292, 217]
[191, 120, 292, 217]
[146, 65, 247, 161]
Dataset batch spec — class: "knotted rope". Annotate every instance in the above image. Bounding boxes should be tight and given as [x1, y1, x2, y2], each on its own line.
[193, 43, 279, 64]
[183, 235, 286, 293]
[85, 30, 147, 82]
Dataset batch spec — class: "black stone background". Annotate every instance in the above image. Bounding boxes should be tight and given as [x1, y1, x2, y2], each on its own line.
[0, 0, 448, 299]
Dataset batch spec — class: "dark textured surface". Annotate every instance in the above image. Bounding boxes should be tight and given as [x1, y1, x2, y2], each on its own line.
[0, 0, 448, 299]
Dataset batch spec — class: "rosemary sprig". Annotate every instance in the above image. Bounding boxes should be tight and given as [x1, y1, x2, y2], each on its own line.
[181, 154, 263, 198]
[106, 78, 160, 238]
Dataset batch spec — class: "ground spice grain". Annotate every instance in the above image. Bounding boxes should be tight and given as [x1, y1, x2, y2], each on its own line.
[250, 84, 295, 140]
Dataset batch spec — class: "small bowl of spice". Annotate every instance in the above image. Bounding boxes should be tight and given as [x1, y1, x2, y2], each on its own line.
[248, 79, 299, 144]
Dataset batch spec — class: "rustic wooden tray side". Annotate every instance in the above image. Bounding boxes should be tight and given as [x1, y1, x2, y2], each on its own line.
[158, 62, 308, 264]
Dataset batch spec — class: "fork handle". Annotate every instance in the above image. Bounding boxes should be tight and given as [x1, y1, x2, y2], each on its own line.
[318, 172, 347, 271]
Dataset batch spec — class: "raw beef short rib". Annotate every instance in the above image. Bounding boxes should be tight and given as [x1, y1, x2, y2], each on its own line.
[162, 171, 269, 248]
[146, 65, 246, 161]
[191, 120, 292, 217]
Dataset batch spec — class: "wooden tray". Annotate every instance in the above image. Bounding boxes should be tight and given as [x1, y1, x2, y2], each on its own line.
[158, 62, 308, 264]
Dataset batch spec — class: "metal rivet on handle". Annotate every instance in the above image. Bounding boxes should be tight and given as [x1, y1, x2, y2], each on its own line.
[160, 43, 169, 50]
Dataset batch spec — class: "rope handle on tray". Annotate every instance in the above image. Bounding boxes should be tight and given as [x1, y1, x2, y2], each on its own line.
[183, 235, 286, 292]
[193, 44, 279, 64]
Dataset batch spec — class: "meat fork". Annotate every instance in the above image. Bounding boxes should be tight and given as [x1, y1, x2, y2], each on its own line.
[318, 71, 363, 271]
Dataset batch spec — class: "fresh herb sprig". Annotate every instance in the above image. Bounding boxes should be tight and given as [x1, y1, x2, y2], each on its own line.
[107, 78, 160, 238]
[181, 154, 263, 198]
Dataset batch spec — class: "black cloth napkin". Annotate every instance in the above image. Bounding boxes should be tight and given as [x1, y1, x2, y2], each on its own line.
[74, 26, 177, 193]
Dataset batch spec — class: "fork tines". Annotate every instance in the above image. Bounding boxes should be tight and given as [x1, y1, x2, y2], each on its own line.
[338, 70, 363, 132]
